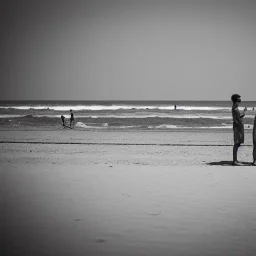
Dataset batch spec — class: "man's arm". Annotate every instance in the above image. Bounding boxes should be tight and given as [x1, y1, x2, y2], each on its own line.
[234, 108, 243, 125]
[240, 107, 246, 118]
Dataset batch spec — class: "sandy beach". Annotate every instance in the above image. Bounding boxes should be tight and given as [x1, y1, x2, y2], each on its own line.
[1, 129, 256, 256]
[1, 0, 256, 253]
[1, 0, 256, 254]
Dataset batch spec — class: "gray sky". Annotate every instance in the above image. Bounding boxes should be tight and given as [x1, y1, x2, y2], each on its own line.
[0, 0, 256, 101]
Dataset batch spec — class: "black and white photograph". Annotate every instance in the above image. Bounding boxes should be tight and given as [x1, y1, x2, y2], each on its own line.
[1, 1, 256, 255]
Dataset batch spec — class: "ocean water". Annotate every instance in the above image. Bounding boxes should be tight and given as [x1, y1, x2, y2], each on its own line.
[0, 101, 255, 130]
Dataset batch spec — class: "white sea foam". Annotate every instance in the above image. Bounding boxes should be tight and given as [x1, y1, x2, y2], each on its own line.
[0, 106, 54, 110]
[89, 114, 256, 119]
[155, 124, 179, 129]
[1, 104, 252, 111]
[75, 122, 103, 129]
[154, 124, 253, 130]
[195, 126, 233, 129]
[75, 122, 109, 129]
[0, 105, 157, 111]
[116, 125, 137, 129]
[244, 124, 254, 129]
[154, 125, 233, 129]
[75, 122, 138, 129]
[74, 122, 254, 130]
[0, 115, 24, 118]
[195, 125, 252, 129]
[0, 114, 255, 119]
[176, 106, 230, 111]
[88, 114, 234, 119]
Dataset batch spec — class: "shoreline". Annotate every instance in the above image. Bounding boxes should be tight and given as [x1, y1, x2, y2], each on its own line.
[0, 128, 254, 142]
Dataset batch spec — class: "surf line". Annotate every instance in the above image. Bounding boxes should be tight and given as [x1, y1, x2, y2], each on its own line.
[0, 141, 253, 147]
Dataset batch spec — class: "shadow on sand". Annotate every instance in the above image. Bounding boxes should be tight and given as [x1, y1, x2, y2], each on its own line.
[206, 161, 253, 166]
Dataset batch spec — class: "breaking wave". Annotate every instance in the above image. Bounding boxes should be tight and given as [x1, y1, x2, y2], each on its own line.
[0, 105, 238, 111]
[1, 114, 255, 119]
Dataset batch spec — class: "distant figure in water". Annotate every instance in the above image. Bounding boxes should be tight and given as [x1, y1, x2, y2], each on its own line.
[61, 115, 65, 127]
[231, 94, 246, 165]
[253, 107, 255, 110]
[253, 116, 256, 166]
[70, 109, 75, 127]
[174, 104, 177, 110]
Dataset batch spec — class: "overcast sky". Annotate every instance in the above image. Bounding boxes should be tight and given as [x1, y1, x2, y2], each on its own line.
[0, 0, 256, 101]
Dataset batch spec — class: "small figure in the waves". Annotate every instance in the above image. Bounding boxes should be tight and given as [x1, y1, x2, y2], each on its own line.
[253, 116, 256, 166]
[174, 104, 177, 110]
[61, 115, 65, 127]
[70, 109, 75, 127]
[253, 107, 255, 111]
[231, 94, 246, 165]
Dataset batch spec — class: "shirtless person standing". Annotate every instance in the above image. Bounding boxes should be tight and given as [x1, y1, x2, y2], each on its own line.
[70, 109, 75, 128]
[231, 94, 246, 165]
[253, 116, 256, 166]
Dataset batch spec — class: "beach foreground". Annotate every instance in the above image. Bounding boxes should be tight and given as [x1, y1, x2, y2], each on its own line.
[1, 130, 256, 256]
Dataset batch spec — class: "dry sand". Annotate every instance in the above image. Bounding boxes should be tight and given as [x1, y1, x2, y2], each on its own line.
[1, 130, 256, 256]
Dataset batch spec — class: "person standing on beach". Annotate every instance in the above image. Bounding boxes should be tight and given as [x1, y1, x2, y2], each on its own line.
[61, 115, 65, 127]
[70, 109, 75, 127]
[253, 116, 256, 166]
[231, 94, 246, 165]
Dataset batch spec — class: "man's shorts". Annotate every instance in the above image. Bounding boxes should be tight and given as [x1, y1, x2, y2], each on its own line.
[233, 123, 244, 144]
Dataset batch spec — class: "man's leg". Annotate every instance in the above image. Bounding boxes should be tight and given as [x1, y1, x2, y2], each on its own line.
[233, 143, 240, 164]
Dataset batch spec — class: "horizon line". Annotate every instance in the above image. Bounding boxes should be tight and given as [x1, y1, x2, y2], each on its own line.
[0, 100, 255, 102]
